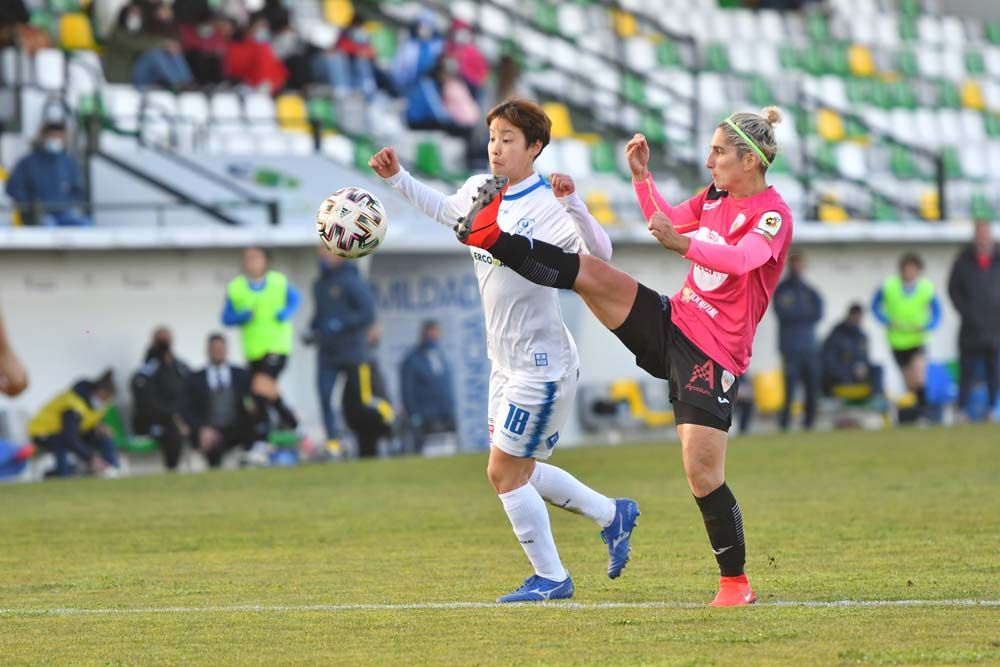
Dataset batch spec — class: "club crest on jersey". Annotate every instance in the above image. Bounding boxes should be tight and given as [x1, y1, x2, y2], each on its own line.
[513, 217, 536, 240]
[754, 211, 782, 240]
[729, 213, 746, 234]
[721, 370, 735, 393]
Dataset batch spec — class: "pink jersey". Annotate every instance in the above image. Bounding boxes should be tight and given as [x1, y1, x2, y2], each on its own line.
[634, 175, 793, 375]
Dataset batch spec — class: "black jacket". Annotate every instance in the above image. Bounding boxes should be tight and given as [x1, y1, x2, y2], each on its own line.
[309, 262, 376, 366]
[131, 357, 191, 433]
[821, 321, 871, 390]
[185, 364, 253, 432]
[947, 244, 1000, 349]
[772, 274, 824, 355]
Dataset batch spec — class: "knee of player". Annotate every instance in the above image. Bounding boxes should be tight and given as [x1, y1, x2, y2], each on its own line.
[686, 468, 724, 497]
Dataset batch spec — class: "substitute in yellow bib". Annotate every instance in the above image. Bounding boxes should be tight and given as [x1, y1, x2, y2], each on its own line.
[222, 247, 301, 430]
[28, 369, 120, 478]
[872, 253, 941, 421]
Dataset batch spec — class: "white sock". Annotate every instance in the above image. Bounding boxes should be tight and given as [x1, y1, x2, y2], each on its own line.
[498, 483, 567, 582]
[529, 462, 617, 528]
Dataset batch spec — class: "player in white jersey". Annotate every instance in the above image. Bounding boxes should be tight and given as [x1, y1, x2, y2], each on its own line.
[369, 98, 639, 602]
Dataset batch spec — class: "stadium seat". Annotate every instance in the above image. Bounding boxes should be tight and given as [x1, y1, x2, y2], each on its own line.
[104, 84, 141, 133]
[210, 92, 242, 126]
[59, 13, 97, 51]
[307, 96, 336, 131]
[961, 80, 985, 110]
[244, 92, 277, 126]
[276, 94, 309, 132]
[847, 44, 875, 77]
[817, 108, 846, 142]
[752, 370, 785, 415]
[584, 190, 617, 225]
[34, 49, 65, 91]
[919, 189, 941, 220]
[543, 102, 574, 140]
[611, 9, 637, 38]
[103, 405, 157, 454]
[608, 379, 673, 427]
[321, 133, 354, 165]
[415, 141, 447, 179]
[323, 0, 354, 28]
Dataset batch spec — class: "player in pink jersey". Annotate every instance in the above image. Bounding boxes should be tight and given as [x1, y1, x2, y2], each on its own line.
[453, 107, 791, 606]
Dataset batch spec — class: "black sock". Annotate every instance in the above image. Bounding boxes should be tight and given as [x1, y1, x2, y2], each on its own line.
[694, 482, 746, 577]
[489, 232, 580, 289]
[915, 387, 926, 409]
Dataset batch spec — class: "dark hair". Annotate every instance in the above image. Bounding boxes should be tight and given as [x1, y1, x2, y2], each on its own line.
[486, 98, 551, 159]
[245, 246, 272, 261]
[207, 332, 226, 345]
[899, 252, 923, 272]
[93, 369, 116, 395]
[421, 319, 440, 335]
[847, 302, 863, 317]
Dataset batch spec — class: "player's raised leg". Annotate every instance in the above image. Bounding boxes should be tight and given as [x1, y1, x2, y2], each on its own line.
[678, 423, 755, 606]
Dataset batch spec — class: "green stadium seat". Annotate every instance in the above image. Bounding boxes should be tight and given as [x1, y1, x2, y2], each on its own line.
[416, 141, 447, 178]
[103, 405, 158, 454]
[971, 192, 997, 220]
[942, 146, 962, 178]
[897, 50, 918, 77]
[937, 82, 961, 109]
[870, 80, 894, 109]
[899, 15, 918, 42]
[800, 45, 824, 76]
[536, 1, 558, 34]
[778, 45, 799, 70]
[747, 75, 774, 106]
[965, 50, 986, 75]
[370, 24, 397, 60]
[826, 44, 850, 77]
[268, 430, 301, 449]
[899, 0, 922, 17]
[657, 40, 682, 67]
[890, 144, 918, 179]
[622, 73, 645, 104]
[806, 12, 829, 41]
[590, 140, 617, 174]
[640, 111, 666, 143]
[815, 142, 838, 174]
[985, 113, 1000, 137]
[890, 81, 918, 109]
[353, 135, 375, 172]
[846, 78, 871, 104]
[768, 152, 791, 173]
[307, 96, 336, 131]
[987, 22, 1000, 45]
[871, 196, 899, 222]
[704, 43, 730, 72]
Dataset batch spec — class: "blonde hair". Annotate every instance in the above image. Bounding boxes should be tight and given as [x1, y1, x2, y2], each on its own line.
[719, 106, 782, 171]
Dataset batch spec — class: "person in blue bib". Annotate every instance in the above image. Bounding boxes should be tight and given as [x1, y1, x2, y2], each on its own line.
[223, 247, 301, 431]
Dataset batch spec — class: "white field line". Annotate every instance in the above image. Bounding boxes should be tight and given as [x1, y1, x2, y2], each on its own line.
[0, 599, 997, 616]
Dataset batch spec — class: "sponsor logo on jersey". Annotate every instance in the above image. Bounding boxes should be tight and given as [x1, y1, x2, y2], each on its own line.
[754, 210, 782, 241]
[680, 287, 719, 319]
[472, 250, 505, 267]
[692, 228, 730, 292]
[721, 370, 736, 393]
[546, 432, 559, 449]
[703, 199, 722, 211]
[534, 352, 549, 367]
[685, 359, 715, 397]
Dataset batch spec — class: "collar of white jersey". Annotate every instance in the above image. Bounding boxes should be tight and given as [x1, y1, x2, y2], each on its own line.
[502, 172, 551, 201]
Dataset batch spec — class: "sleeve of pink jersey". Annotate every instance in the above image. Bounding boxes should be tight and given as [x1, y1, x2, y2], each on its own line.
[683, 231, 773, 276]
[633, 175, 704, 234]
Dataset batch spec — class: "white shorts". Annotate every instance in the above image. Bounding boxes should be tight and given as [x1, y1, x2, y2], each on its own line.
[488, 367, 578, 460]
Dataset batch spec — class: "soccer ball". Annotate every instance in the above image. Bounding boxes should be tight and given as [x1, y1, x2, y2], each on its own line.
[316, 186, 388, 258]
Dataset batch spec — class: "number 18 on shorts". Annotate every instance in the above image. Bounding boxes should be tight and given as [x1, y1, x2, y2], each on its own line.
[488, 368, 577, 460]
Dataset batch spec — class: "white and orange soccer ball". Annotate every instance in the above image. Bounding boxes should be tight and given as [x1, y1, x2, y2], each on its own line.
[316, 186, 388, 258]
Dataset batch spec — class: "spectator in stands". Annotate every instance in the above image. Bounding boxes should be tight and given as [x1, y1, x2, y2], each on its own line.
[223, 246, 300, 431]
[103, 2, 194, 89]
[343, 323, 394, 458]
[0, 307, 27, 398]
[131, 327, 192, 471]
[873, 253, 941, 422]
[313, 15, 378, 100]
[223, 12, 289, 93]
[405, 55, 479, 169]
[444, 19, 489, 101]
[822, 303, 883, 399]
[5, 121, 92, 227]
[947, 221, 1000, 421]
[27, 369, 119, 478]
[186, 333, 261, 468]
[304, 248, 375, 455]
[391, 11, 442, 94]
[400, 320, 455, 453]
[772, 252, 823, 431]
[178, 9, 233, 85]
[0, 0, 50, 55]
[492, 53, 531, 106]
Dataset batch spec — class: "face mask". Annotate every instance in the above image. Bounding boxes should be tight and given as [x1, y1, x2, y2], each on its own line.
[253, 28, 270, 42]
[126, 14, 142, 32]
[454, 29, 471, 44]
[43, 138, 64, 153]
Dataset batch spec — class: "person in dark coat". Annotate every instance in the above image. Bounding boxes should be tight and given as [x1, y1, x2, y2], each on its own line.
[5, 121, 91, 226]
[186, 333, 262, 468]
[132, 327, 191, 471]
[305, 248, 376, 451]
[772, 252, 824, 430]
[821, 303, 883, 398]
[948, 221, 1000, 420]
[342, 323, 394, 458]
[400, 320, 455, 452]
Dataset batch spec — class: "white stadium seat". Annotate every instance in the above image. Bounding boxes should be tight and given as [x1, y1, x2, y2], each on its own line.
[33, 49, 65, 90]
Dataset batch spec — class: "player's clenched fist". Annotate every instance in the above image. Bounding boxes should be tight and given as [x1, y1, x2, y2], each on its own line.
[625, 133, 650, 181]
[550, 173, 575, 198]
[368, 147, 400, 179]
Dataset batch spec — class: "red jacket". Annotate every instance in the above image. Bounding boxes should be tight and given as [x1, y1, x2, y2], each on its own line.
[224, 38, 288, 91]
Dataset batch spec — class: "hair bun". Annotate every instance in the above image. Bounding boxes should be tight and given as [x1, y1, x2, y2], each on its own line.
[761, 106, 783, 126]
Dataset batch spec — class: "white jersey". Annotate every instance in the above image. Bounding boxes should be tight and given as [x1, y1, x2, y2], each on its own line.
[383, 169, 612, 382]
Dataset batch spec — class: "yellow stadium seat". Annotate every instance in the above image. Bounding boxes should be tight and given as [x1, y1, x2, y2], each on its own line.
[752, 369, 785, 414]
[60, 13, 97, 51]
[543, 102, 574, 139]
[585, 191, 617, 225]
[819, 202, 849, 223]
[276, 94, 309, 132]
[817, 108, 845, 142]
[611, 9, 638, 38]
[919, 189, 940, 220]
[961, 80, 985, 110]
[323, 0, 354, 28]
[848, 44, 875, 77]
[832, 383, 874, 401]
[609, 379, 674, 428]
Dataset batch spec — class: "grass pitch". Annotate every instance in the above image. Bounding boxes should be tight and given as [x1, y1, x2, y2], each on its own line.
[1, 426, 998, 665]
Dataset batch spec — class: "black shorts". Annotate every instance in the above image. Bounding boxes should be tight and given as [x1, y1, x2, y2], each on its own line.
[611, 284, 740, 431]
[249, 353, 288, 378]
[892, 346, 925, 369]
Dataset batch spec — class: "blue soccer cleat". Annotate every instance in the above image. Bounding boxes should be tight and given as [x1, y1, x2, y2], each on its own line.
[601, 498, 640, 579]
[496, 574, 574, 603]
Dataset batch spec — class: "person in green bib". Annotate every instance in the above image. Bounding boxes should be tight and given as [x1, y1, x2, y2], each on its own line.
[222, 246, 301, 430]
[871, 253, 941, 421]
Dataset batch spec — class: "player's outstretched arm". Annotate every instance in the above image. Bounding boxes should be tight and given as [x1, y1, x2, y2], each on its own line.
[369, 147, 471, 228]
[627, 134, 701, 234]
[0, 309, 28, 397]
[551, 173, 612, 261]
